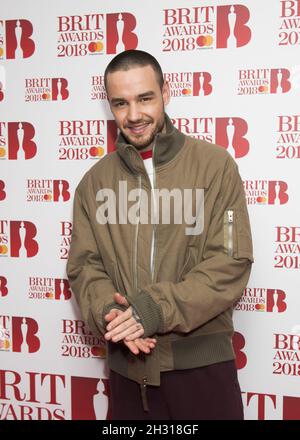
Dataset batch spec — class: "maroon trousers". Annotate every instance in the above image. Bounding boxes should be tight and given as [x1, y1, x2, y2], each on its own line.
[109, 360, 244, 420]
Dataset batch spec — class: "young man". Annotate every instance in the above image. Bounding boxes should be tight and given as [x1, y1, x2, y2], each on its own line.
[67, 50, 254, 420]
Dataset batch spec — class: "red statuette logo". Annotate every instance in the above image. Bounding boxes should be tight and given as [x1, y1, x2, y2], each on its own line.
[162, 4, 251, 52]
[0, 180, 6, 200]
[25, 78, 69, 102]
[275, 226, 300, 269]
[28, 277, 72, 301]
[235, 287, 287, 313]
[71, 376, 110, 420]
[243, 180, 289, 205]
[0, 19, 35, 59]
[26, 179, 70, 202]
[57, 12, 138, 57]
[0, 276, 8, 297]
[0, 220, 39, 258]
[279, 0, 300, 46]
[164, 71, 213, 97]
[238, 68, 291, 95]
[171, 116, 250, 158]
[0, 315, 40, 353]
[0, 121, 37, 160]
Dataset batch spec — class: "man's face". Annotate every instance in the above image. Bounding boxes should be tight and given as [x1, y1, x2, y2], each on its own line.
[106, 65, 170, 149]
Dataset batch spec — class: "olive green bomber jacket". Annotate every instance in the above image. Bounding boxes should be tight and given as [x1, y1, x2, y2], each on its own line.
[67, 113, 254, 389]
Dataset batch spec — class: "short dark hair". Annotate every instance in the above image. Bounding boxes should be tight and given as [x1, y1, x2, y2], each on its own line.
[104, 50, 164, 91]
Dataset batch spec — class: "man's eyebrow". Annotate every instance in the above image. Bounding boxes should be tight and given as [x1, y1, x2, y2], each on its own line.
[110, 91, 155, 104]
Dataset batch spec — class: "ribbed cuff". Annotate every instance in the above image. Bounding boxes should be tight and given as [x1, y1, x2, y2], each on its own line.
[126, 291, 164, 338]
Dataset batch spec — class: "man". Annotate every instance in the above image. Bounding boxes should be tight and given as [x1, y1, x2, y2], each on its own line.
[67, 50, 253, 420]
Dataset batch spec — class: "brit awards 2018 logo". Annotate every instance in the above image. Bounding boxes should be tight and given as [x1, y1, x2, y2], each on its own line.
[237, 68, 292, 94]
[0, 276, 8, 297]
[57, 12, 138, 57]
[0, 19, 35, 59]
[58, 119, 117, 160]
[26, 179, 70, 202]
[28, 277, 71, 301]
[171, 116, 250, 158]
[0, 220, 39, 258]
[0, 315, 40, 353]
[60, 221, 72, 260]
[273, 332, 300, 377]
[90, 75, 107, 100]
[61, 319, 106, 360]
[162, 4, 251, 51]
[0, 180, 6, 201]
[276, 115, 300, 159]
[274, 226, 300, 269]
[235, 287, 287, 313]
[243, 180, 289, 205]
[0, 369, 66, 420]
[279, 0, 300, 46]
[164, 71, 212, 97]
[25, 78, 69, 102]
[0, 121, 37, 160]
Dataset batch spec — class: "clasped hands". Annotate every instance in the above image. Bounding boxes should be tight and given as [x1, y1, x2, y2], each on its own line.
[104, 293, 156, 356]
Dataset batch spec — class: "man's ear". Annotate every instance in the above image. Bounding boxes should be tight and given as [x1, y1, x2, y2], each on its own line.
[162, 80, 170, 106]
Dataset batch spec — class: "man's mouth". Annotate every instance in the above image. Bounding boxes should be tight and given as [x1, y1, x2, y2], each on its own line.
[127, 123, 150, 135]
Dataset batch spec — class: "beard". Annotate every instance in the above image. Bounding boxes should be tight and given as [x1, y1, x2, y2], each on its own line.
[120, 112, 165, 150]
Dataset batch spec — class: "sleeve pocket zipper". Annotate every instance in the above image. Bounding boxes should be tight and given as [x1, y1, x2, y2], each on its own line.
[225, 209, 234, 257]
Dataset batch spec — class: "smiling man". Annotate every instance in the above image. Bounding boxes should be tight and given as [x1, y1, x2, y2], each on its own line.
[67, 50, 254, 420]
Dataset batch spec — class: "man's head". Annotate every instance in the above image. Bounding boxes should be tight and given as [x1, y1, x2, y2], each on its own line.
[104, 50, 170, 149]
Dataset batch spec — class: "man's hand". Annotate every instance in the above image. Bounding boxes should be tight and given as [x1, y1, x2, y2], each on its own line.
[104, 293, 144, 342]
[104, 293, 156, 355]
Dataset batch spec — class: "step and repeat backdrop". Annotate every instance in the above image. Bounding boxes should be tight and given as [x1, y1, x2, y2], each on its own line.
[1, 0, 300, 420]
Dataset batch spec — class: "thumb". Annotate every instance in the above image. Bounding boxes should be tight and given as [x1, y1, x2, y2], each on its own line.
[114, 292, 129, 307]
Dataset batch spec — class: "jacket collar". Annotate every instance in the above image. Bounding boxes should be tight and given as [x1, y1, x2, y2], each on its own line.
[115, 113, 185, 175]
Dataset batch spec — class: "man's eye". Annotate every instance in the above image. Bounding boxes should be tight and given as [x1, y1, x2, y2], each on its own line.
[115, 102, 126, 107]
[141, 97, 151, 102]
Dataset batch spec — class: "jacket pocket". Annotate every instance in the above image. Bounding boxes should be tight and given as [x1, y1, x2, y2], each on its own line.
[224, 208, 254, 262]
[176, 245, 198, 282]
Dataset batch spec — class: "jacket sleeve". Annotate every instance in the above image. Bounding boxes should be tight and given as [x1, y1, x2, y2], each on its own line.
[125, 155, 254, 338]
[66, 188, 126, 338]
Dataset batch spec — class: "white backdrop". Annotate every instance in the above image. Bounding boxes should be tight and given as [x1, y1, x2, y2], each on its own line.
[1, 0, 300, 420]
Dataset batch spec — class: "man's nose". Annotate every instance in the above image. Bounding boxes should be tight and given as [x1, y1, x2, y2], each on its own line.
[127, 103, 142, 122]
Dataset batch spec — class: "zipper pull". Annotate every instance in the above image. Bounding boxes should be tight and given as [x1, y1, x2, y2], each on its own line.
[228, 210, 234, 223]
[140, 377, 149, 412]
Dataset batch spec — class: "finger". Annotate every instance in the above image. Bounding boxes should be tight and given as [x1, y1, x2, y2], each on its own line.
[105, 316, 136, 340]
[104, 309, 122, 322]
[110, 322, 144, 342]
[123, 340, 139, 355]
[133, 338, 150, 354]
[106, 307, 132, 331]
[124, 325, 145, 342]
[114, 292, 129, 307]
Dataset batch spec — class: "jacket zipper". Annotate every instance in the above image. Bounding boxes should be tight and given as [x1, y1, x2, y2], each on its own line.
[133, 174, 142, 295]
[227, 209, 234, 257]
[151, 137, 157, 283]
